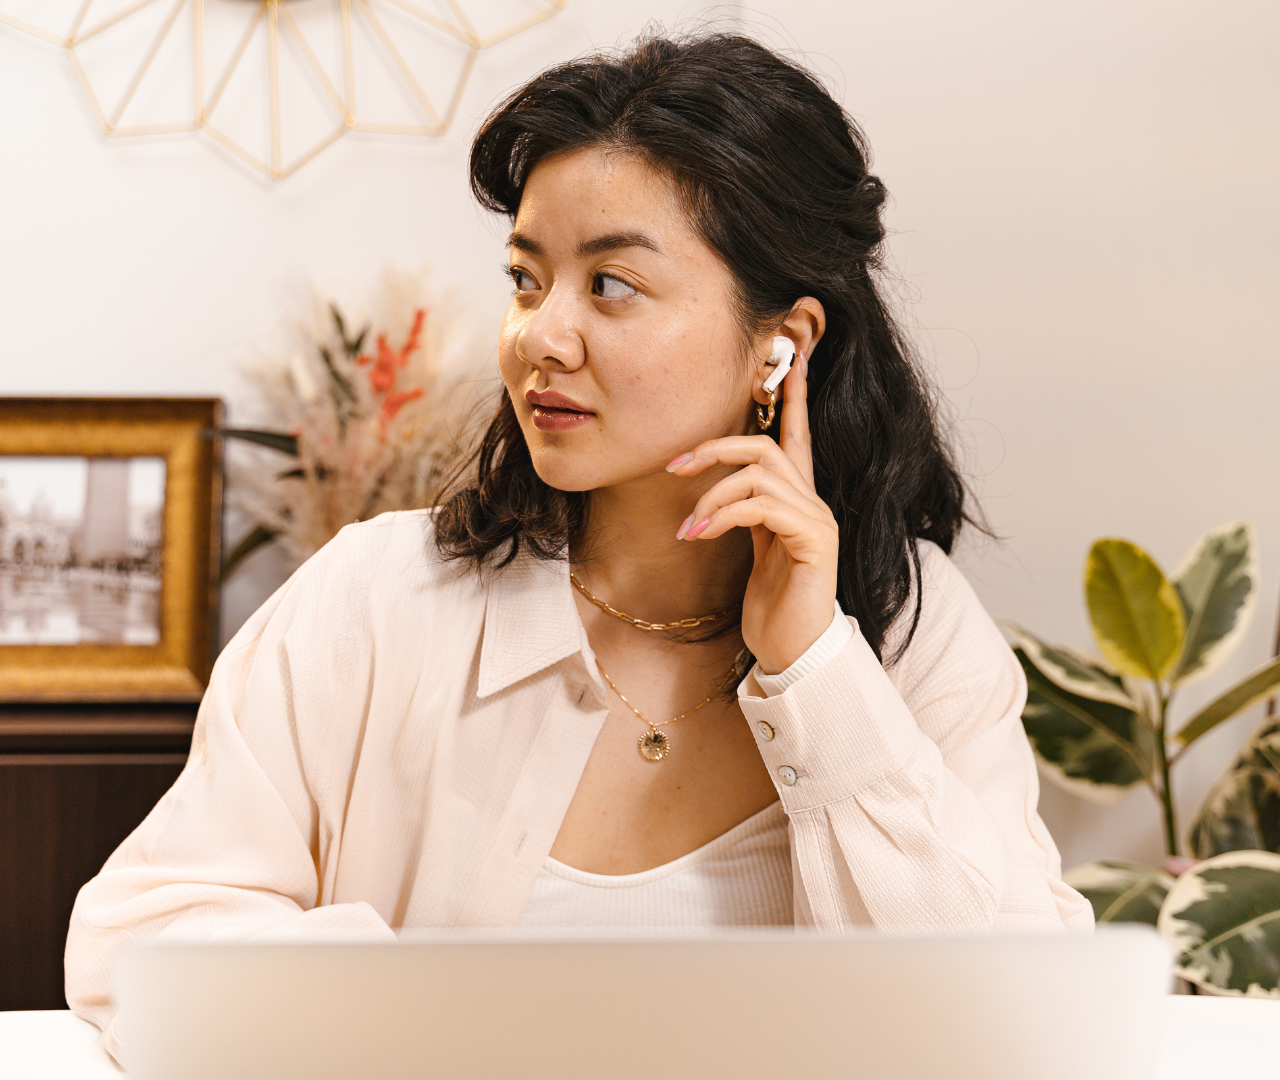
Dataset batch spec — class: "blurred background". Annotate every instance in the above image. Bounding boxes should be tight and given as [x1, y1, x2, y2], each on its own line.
[2, 0, 1277, 871]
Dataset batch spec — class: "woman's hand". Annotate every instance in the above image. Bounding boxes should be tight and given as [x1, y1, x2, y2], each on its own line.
[666, 354, 840, 675]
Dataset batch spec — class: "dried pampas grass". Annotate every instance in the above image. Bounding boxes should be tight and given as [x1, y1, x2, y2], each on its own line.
[223, 268, 495, 574]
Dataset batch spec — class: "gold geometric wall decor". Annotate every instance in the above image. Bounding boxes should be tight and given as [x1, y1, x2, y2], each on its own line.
[0, 0, 566, 181]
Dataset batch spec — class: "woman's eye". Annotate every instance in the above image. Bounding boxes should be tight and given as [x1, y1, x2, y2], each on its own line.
[593, 273, 636, 300]
[506, 266, 538, 292]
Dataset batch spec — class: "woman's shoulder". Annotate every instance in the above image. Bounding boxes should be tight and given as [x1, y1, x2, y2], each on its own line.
[914, 538, 984, 617]
[310, 509, 462, 580]
[885, 539, 1015, 684]
[313, 508, 486, 609]
[234, 510, 483, 649]
[322, 506, 436, 550]
[876, 540, 1024, 750]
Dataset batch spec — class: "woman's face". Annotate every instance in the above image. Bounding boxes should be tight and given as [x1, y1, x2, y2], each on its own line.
[498, 148, 761, 494]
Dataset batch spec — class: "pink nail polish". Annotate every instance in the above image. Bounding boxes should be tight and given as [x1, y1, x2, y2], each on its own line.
[686, 518, 711, 539]
[676, 514, 694, 540]
[666, 453, 692, 472]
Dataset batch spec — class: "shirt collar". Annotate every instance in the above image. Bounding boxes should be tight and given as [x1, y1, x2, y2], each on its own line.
[476, 549, 593, 698]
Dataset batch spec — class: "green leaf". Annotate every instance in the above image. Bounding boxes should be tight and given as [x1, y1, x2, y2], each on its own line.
[1004, 623, 1136, 709]
[1016, 648, 1151, 803]
[219, 524, 280, 582]
[1157, 850, 1280, 997]
[1189, 716, 1280, 858]
[319, 347, 358, 403]
[330, 302, 347, 339]
[1172, 522, 1258, 685]
[330, 302, 369, 357]
[215, 428, 299, 456]
[278, 465, 332, 482]
[1085, 539, 1186, 681]
[1063, 860, 1174, 925]
[1174, 655, 1280, 746]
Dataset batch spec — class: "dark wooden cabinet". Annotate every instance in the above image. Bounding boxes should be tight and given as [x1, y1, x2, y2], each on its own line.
[0, 704, 194, 1011]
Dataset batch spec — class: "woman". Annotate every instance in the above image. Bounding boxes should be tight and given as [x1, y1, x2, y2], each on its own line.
[67, 32, 1091, 1061]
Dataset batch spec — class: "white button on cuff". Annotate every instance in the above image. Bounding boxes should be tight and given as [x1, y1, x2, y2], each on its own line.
[757, 721, 775, 741]
[778, 765, 797, 786]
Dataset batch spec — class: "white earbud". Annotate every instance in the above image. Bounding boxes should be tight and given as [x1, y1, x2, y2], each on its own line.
[762, 336, 796, 394]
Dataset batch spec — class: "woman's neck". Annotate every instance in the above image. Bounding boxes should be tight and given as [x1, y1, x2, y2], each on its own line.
[570, 469, 754, 624]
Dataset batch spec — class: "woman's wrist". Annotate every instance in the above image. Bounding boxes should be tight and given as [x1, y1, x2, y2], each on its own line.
[753, 601, 853, 696]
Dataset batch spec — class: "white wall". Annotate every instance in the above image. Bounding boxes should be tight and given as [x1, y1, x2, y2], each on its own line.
[3, 1, 1277, 869]
[0, 0, 736, 661]
[742, 0, 1280, 867]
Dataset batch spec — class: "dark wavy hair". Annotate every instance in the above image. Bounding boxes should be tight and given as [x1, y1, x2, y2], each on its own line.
[434, 31, 978, 663]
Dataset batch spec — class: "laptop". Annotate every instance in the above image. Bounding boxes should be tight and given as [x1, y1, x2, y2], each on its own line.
[114, 926, 1170, 1080]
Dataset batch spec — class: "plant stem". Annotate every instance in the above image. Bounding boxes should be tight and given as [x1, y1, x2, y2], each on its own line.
[1268, 582, 1280, 719]
[1154, 684, 1179, 857]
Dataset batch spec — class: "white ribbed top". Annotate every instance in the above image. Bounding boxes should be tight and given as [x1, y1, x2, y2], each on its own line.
[515, 802, 792, 929]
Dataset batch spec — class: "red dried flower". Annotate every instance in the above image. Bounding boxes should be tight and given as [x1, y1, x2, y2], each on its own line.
[358, 308, 426, 393]
[378, 387, 425, 439]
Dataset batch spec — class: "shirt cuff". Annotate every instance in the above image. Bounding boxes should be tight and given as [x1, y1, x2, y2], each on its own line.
[736, 624, 924, 812]
[753, 601, 855, 696]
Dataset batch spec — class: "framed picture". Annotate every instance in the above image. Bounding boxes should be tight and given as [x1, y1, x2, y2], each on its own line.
[0, 399, 223, 702]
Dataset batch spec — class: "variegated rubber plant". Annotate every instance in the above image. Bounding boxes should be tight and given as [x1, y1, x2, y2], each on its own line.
[1008, 522, 1280, 996]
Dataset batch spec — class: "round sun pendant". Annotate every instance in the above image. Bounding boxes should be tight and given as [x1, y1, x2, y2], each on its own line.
[638, 728, 671, 762]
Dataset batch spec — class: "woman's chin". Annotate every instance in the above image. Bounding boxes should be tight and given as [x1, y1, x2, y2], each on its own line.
[526, 452, 609, 494]
[528, 447, 672, 495]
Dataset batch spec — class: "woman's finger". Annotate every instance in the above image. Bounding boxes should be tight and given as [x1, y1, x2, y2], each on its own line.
[677, 463, 825, 539]
[685, 494, 833, 558]
[666, 433, 811, 493]
[777, 350, 814, 487]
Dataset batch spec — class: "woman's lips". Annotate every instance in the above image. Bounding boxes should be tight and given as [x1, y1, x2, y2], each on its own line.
[526, 390, 594, 432]
[531, 405, 594, 431]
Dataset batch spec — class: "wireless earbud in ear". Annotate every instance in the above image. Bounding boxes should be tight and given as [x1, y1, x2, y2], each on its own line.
[762, 336, 796, 394]
[757, 336, 798, 430]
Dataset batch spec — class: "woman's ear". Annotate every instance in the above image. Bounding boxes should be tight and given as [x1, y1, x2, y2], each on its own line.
[780, 297, 826, 362]
[752, 297, 826, 404]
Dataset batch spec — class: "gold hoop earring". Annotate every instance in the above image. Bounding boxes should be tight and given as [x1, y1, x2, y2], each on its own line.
[756, 390, 776, 431]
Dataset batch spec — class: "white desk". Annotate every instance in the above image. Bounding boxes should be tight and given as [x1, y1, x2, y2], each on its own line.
[1, 1011, 121, 1078]
[1, 998, 1275, 1078]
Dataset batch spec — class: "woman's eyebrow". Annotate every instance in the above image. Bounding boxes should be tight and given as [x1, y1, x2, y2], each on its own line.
[504, 231, 663, 258]
[575, 232, 663, 258]
[506, 231, 545, 255]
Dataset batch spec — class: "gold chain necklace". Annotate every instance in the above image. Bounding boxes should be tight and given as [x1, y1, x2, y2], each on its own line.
[570, 573, 729, 632]
[594, 658, 738, 762]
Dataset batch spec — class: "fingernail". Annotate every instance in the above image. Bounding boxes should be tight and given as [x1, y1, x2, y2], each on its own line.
[676, 513, 694, 541]
[800, 352, 809, 377]
[666, 453, 692, 472]
[686, 518, 711, 539]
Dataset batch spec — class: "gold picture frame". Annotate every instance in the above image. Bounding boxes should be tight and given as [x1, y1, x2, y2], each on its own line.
[0, 399, 223, 702]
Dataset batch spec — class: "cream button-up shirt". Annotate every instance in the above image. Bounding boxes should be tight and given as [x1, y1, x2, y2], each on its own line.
[66, 510, 1092, 1060]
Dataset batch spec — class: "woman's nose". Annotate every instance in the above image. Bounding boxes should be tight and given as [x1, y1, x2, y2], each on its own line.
[515, 284, 585, 374]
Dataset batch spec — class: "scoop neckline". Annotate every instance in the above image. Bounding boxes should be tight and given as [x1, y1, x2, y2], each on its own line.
[543, 800, 785, 888]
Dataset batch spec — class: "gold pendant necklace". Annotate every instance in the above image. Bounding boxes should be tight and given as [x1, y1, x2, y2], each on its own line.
[571, 573, 730, 632]
[594, 659, 737, 762]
